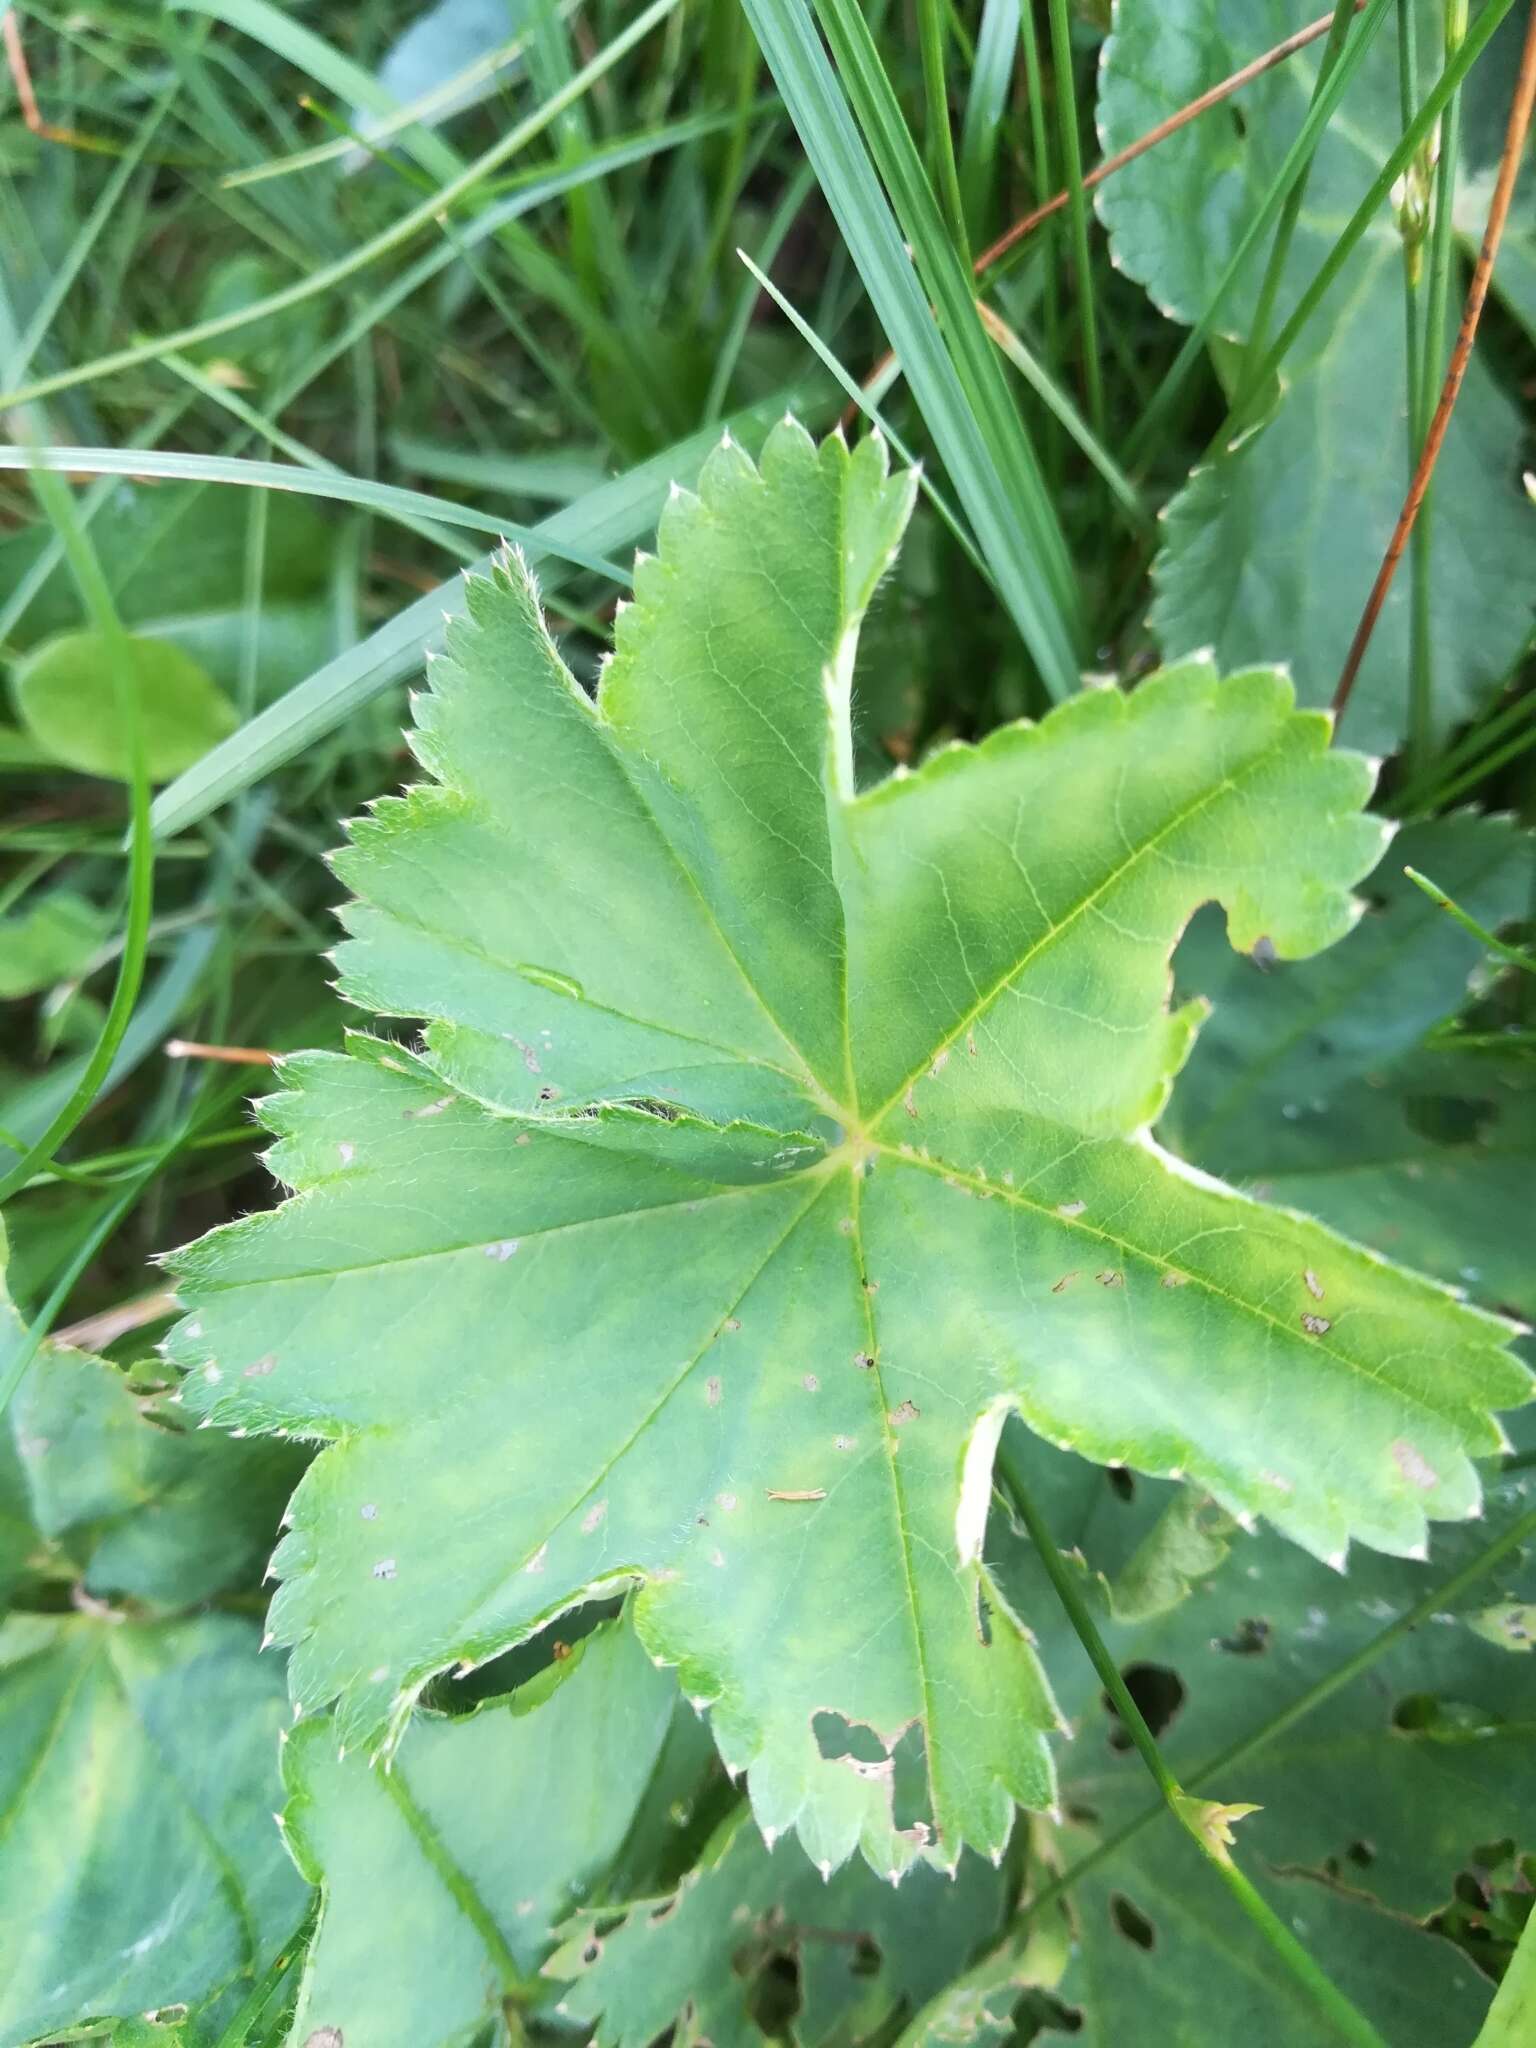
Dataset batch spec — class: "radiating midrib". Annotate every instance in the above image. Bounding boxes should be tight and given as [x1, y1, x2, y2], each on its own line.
[863, 726, 1299, 1131]
[878, 1142, 1509, 1434]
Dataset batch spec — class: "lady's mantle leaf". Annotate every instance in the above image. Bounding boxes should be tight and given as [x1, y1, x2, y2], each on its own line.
[165, 422, 1531, 1876]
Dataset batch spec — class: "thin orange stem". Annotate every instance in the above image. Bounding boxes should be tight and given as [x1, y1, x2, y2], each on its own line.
[164, 1039, 278, 1066]
[3, 11, 120, 153]
[1334, 0, 1536, 723]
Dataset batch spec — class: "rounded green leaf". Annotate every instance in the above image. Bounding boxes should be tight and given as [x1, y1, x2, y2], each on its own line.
[13, 629, 238, 782]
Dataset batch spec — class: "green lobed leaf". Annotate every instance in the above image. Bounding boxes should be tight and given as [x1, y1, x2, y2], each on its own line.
[166, 422, 1530, 1877]
[1097, 0, 1536, 754]
[281, 1618, 689, 2047]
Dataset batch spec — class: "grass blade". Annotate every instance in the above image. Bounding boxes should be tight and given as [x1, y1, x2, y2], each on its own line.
[146, 386, 830, 842]
[743, 0, 1081, 696]
[0, 446, 630, 580]
[0, 0, 681, 411]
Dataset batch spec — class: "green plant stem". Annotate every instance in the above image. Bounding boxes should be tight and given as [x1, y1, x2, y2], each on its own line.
[1000, 1448, 1390, 2048]
[1420, 0, 1470, 428]
[1044, 0, 1104, 441]
[1393, 658, 1534, 812]
[1397, 0, 1432, 777]
[1239, 0, 1358, 392]
[918, 0, 970, 262]
[1409, 0, 1470, 776]
[1420, 718, 1536, 810]
[1018, 1498, 1536, 1942]
[1015, 0, 1063, 477]
[1402, 866, 1536, 974]
[977, 302, 1150, 534]
[209, 1900, 318, 2048]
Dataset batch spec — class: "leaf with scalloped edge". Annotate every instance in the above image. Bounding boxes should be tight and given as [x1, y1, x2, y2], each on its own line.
[1097, 0, 1536, 755]
[164, 421, 1530, 1878]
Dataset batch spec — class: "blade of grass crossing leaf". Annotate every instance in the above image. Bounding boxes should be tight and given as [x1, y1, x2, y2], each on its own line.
[1408, 0, 1470, 777]
[958, 0, 1019, 239]
[0, 0, 681, 411]
[917, 0, 969, 260]
[0, 463, 154, 1209]
[146, 384, 830, 841]
[1012, 1500, 1536, 1943]
[1233, 0, 1520, 440]
[742, 0, 1080, 696]
[1015, 0, 1063, 474]
[976, 302, 1150, 535]
[0, 447, 630, 581]
[1045, 0, 1104, 441]
[1237, 0, 1359, 393]
[1127, 0, 1397, 469]
[736, 251, 989, 578]
[808, 0, 1078, 615]
[706, 164, 817, 419]
[1395, 0, 1434, 777]
[1334, 0, 1536, 717]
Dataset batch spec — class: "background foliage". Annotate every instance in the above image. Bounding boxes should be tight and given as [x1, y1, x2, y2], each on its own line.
[0, 0, 1532, 2044]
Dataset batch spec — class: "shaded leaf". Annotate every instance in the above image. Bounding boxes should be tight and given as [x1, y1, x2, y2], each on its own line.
[1005, 1444, 1536, 2042]
[282, 1619, 685, 2048]
[548, 1802, 1009, 2048]
[1098, 0, 1535, 752]
[0, 484, 332, 649]
[0, 1609, 303, 2048]
[167, 423, 1528, 1877]
[1, 1223, 303, 1612]
[1165, 815, 1536, 1317]
[0, 890, 108, 1000]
